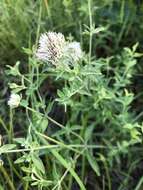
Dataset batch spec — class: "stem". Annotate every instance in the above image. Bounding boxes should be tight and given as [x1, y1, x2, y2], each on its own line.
[24, 105, 84, 142]
[81, 115, 88, 183]
[50, 147, 86, 190]
[0, 165, 15, 190]
[103, 161, 111, 190]
[36, 131, 81, 154]
[135, 176, 143, 190]
[52, 167, 70, 190]
[0, 116, 9, 134]
[81, 155, 86, 182]
[68, 114, 88, 189]
[9, 108, 14, 142]
[88, 0, 93, 63]
[1, 144, 106, 154]
[35, 0, 42, 48]
[6, 154, 14, 184]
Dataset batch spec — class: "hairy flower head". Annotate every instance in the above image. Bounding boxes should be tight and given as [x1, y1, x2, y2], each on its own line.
[8, 93, 21, 108]
[64, 42, 82, 62]
[36, 32, 66, 64]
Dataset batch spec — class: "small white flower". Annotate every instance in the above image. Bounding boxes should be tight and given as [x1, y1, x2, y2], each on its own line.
[36, 32, 66, 64]
[64, 42, 82, 62]
[8, 94, 21, 108]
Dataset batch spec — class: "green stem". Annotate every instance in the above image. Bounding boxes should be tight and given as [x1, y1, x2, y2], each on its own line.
[36, 131, 80, 154]
[0, 145, 106, 154]
[103, 161, 111, 190]
[0, 165, 15, 190]
[81, 115, 88, 183]
[88, 0, 93, 63]
[6, 154, 14, 184]
[135, 176, 143, 190]
[35, 0, 42, 47]
[50, 147, 86, 190]
[23, 105, 83, 142]
[9, 108, 14, 143]
[81, 155, 86, 182]
[0, 116, 9, 134]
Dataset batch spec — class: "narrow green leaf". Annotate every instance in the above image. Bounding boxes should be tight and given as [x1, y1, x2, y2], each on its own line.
[86, 150, 100, 176]
[50, 149, 86, 190]
[32, 154, 45, 174]
[0, 144, 16, 154]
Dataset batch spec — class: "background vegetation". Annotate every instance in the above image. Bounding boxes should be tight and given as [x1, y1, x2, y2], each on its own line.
[0, 0, 143, 189]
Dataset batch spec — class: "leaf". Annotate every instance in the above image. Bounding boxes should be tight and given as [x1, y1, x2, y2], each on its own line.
[8, 82, 26, 93]
[14, 154, 31, 164]
[86, 150, 100, 176]
[23, 176, 32, 182]
[52, 161, 60, 181]
[41, 180, 53, 187]
[15, 156, 26, 164]
[14, 138, 26, 145]
[84, 125, 94, 142]
[0, 144, 16, 154]
[132, 42, 139, 52]
[22, 47, 33, 55]
[6, 61, 21, 76]
[21, 166, 32, 173]
[93, 26, 106, 34]
[31, 180, 53, 187]
[31, 181, 39, 186]
[31, 154, 45, 174]
[50, 148, 86, 190]
[40, 118, 48, 132]
[134, 176, 143, 190]
[20, 99, 29, 107]
[0, 184, 4, 190]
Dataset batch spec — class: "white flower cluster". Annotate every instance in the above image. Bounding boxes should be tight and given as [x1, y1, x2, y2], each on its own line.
[36, 32, 82, 64]
[8, 94, 21, 108]
[36, 32, 66, 64]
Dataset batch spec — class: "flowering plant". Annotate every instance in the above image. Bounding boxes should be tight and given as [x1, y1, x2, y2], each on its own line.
[4, 28, 143, 190]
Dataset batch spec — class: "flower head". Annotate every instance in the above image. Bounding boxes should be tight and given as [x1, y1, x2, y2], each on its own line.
[64, 42, 82, 62]
[8, 94, 21, 108]
[36, 32, 66, 64]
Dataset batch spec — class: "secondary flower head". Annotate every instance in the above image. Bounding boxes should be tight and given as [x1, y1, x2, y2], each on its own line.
[64, 42, 82, 62]
[36, 32, 66, 64]
[8, 93, 21, 108]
